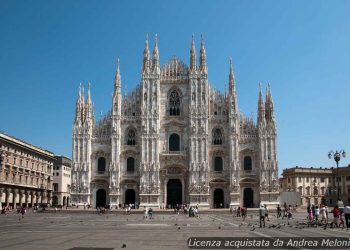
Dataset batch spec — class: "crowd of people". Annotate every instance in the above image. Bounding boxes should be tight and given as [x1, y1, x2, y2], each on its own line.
[306, 204, 350, 229]
[230, 206, 248, 220]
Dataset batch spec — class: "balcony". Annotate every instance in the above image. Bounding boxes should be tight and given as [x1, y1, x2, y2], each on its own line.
[210, 171, 229, 179]
[122, 171, 139, 178]
[239, 169, 257, 177]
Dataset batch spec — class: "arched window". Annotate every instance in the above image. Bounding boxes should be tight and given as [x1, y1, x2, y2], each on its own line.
[169, 133, 180, 151]
[314, 186, 318, 196]
[126, 128, 136, 145]
[127, 157, 135, 173]
[97, 157, 106, 173]
[298, 186, 303, 195]
[214, 157, 223, 172]
[213, 128, 223, 145]
[306, 186, 310, 195]
[169, 90, 180, 116]
[243, 156, 252, 171]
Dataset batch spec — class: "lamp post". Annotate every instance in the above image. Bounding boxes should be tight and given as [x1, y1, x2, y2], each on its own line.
[313, 177, 316, 205]
[328, 150, 346, 205]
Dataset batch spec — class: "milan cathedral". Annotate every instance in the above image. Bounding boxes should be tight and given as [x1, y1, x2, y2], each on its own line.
[71, 35, 279, 208]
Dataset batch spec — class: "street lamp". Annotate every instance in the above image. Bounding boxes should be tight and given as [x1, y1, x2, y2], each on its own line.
[313, 177, 316, 205]
[328, 150, 346, 205]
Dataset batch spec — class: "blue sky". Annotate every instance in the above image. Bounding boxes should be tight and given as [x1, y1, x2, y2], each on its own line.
[1, 0, 349, 175]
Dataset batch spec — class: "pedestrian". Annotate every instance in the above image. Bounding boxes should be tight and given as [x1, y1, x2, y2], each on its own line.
[125, 205, 128, 215]
[148, 207, 153, 219]
[20, 206, 26, 219]
[236, 206, 241, 217]
[143, 206, 148, 219]
[259, 205, 266, 228]
[315, 206, 320, 223]
[241, 207, 247, 221]
[332, 205, 340, 227]
[339, 209, 345, 229]
[277, 204, 281, 218]
[343, 205, 350, 229]
[264, 205, 270, 221]
[320, 204, 327, 224]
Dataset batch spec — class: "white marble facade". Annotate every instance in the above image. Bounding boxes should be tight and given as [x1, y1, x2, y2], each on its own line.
[71, 35, 279, 208]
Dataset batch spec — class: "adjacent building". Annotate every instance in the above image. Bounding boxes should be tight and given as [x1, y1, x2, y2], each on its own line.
[0, 132, 55, 209]
[281, 165, 350, 206]
[52, 156, 72, 207]
[71, 35, 279, 209]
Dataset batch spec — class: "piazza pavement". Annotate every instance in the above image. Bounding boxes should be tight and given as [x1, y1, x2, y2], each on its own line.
[0, 208, 349, 250]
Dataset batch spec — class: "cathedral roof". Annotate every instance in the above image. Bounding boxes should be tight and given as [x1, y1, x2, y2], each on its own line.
[161, 57, 189, 80]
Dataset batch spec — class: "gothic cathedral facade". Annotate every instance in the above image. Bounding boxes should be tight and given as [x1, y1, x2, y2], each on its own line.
[71, 35, 279, 208]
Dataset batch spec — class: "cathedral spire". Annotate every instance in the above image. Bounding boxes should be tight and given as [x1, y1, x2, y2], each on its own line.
[152, 34, 160, 72]
[74, 83, 83, 124]
[143, 34, 150, 73]
[85, 82, 94, 122]
[114, 58, 121, 91]
[258, 83, 265, 125]
[265, 83, 275, 122]
[190, 33, 196, 71]
[87, 82, 92, 105]
[199, 34, 207, 72]
[229, 58, 235, 95]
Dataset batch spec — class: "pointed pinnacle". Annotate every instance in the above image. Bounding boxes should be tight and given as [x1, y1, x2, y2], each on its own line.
[155, 34, 158, 48]
[200, 33, 205, 50]
[229, 58, 234, 76]
[259, 82, 263, 95]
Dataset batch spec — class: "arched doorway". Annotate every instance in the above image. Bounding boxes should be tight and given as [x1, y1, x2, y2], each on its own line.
[63, 196, 66, 206]
[243, 188, 254, 208]
[96, 189, 107, 208]
[213, 189, 224, 208]
[125, 189, 136, 206]
[167, 179, 182, 207]
[52, 196, 58, 206]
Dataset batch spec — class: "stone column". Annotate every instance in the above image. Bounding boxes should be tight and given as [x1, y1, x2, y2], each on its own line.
[0, 188, 4, 208]
[36, 191, 40, 205]
[25, 190, 29, 207]
[31, 191, 35, 207]
[42, 191, 47, 204]
[47, 191, 52, 206]
[19, 190, 25, 207]
[12, 189, 18, 208]
[6, 188, 11, 207]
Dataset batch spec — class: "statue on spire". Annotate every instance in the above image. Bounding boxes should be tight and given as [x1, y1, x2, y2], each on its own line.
[152, 34, 160, 72]
[143, 34, 150, 73]
[199, 34, 207, 72]
[190, 33, 196, 71]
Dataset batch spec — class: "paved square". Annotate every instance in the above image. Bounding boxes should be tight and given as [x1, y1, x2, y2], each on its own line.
[0, 209, 349, 250]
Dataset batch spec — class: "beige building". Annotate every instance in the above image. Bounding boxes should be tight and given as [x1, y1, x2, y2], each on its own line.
[281, 165, 350, 206]
[52, 156, 72, 207]
[0, 132, 55, 209]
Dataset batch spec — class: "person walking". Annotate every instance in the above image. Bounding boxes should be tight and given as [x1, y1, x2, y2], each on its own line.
[143, 206, 148, 219]
[343, 205, 350, 229]
[277, 204, 281, 218]
[259, 205, 266, 228]
[148, 207, 153, 219]
[332, 205, 340, 227]
[264, 205, 270, 221]
[315, 206, 320, 223]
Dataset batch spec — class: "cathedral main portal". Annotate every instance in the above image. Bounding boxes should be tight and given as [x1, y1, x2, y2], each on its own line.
[96, 189, 107, 208]
[166, 179, 182, 207]
[243, 188, 254, 208]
